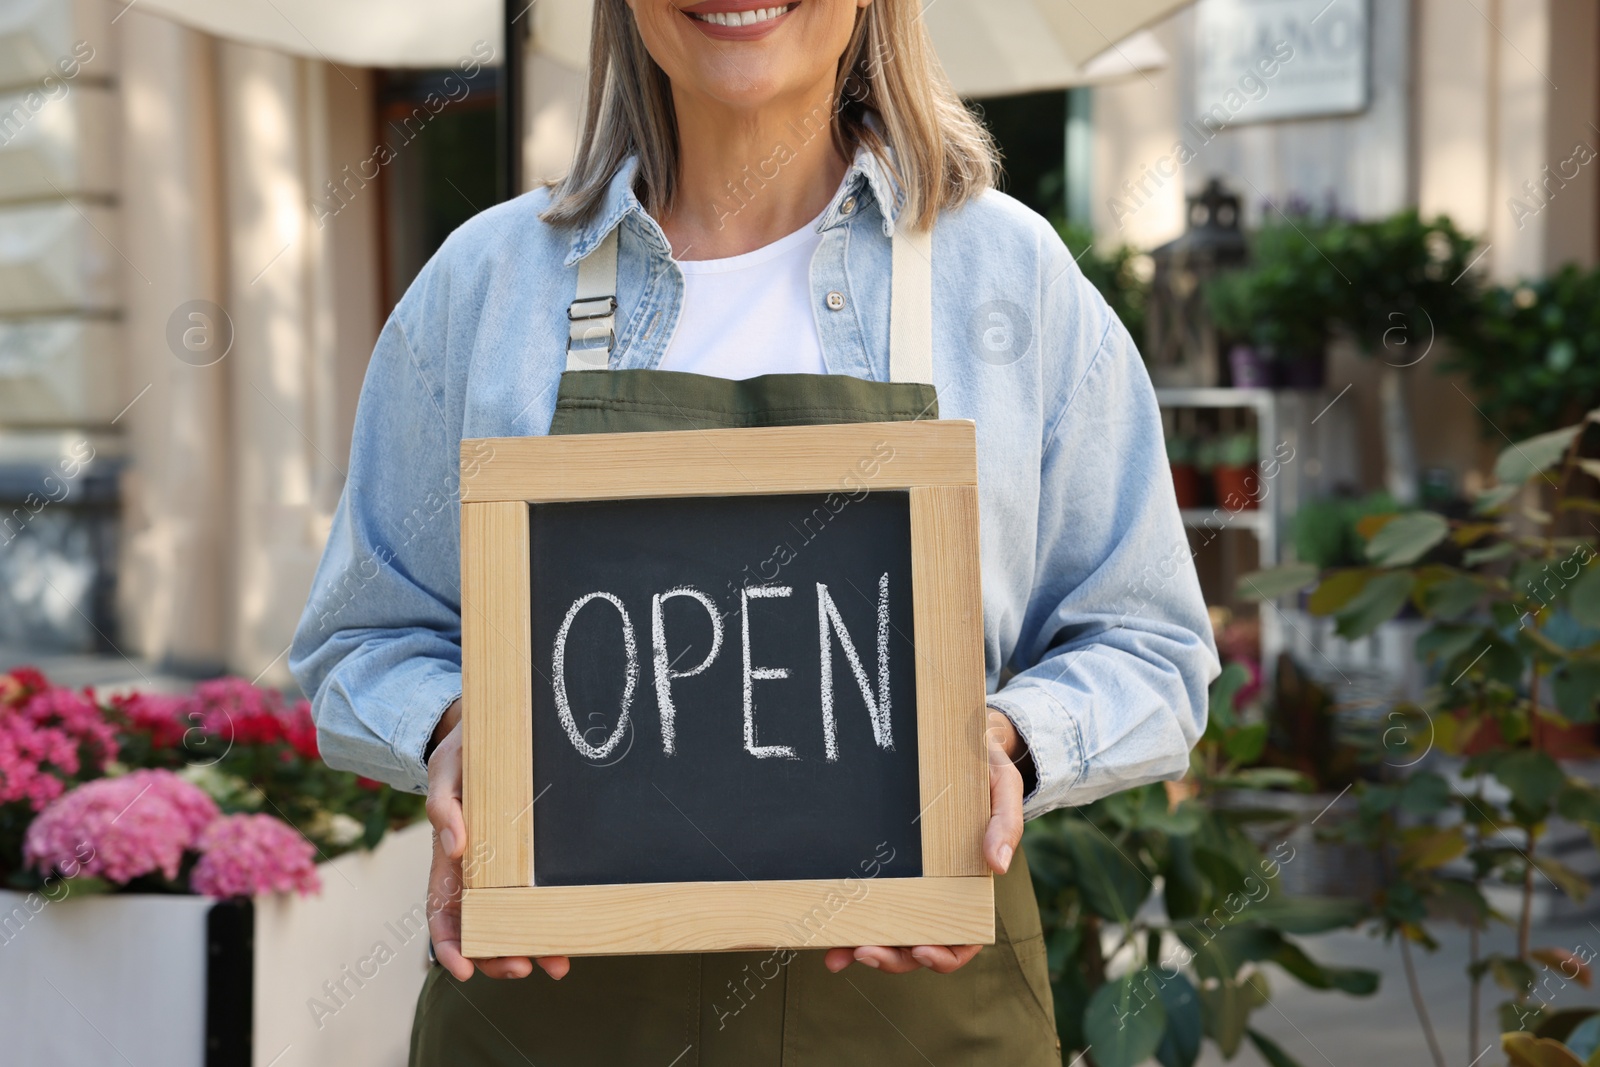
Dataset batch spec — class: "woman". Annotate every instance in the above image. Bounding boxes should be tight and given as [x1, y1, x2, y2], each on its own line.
[291, 0, 1218, 1063]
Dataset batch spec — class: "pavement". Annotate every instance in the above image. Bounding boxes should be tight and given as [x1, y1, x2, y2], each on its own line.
[1195, 916, 1600, 1067]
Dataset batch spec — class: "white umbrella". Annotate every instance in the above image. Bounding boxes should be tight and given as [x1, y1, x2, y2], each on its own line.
[132, 0, 1187, 96]
[127, 0, 498, 68]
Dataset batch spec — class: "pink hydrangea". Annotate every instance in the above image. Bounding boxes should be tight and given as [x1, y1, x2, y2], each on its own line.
[0, 714, 79, 809]
[20, 688, 118, 771]
[24, 769, 219, 883]
[191, 814, 320, 898]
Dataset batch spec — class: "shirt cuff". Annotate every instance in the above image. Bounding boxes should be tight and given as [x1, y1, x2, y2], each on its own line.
[390, 678, 464, 794]
[984, 690, 1087, 820]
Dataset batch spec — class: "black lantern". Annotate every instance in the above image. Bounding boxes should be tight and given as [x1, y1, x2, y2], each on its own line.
[1145, 178, 1248, 387]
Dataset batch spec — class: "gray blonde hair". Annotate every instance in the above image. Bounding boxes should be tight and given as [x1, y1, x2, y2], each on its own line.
[540, 0, 998, 231]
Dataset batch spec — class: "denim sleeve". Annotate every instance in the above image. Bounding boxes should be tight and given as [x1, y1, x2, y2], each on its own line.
[987, 258, 1221, 819]
[288, 295, 464, 796]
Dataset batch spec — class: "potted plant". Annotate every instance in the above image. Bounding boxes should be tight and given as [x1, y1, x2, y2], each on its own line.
[1290, 492, 1400, 571]
[1449, 265, 1600, 441]
[1027, 665, 1379, 1067]
[1203, 270, 1271, 388]
[1240, 408, 1600, 1067]
[1213, 432, 1259, 511]
[0, 670, 431, 1066]
[1168, 434, 1203, 510]
[1320, 212, 1482, 502]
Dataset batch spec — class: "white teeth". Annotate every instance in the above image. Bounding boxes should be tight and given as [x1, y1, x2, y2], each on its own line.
[694, 5, 788, 27]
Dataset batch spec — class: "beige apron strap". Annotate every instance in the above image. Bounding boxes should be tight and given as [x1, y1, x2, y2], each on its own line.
[889, 223, 934, 385]
[566, 216, 935, 381]
[566, 225, 619, 370]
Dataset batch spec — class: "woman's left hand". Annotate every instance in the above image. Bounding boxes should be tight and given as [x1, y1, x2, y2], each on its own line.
[823, 710, 1026, 975]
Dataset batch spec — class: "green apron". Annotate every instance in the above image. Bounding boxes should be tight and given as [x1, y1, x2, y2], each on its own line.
[410, 221, 1062, 1067]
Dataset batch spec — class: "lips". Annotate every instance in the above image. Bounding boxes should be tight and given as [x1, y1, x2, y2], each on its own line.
[681, 0, 797, 40]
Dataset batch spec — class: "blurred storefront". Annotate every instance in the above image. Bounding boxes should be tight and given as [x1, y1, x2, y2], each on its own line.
[0, 0, 1595, 685]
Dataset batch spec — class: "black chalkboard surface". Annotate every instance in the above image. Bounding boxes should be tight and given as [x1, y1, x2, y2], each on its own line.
[528, 491, 922, 887]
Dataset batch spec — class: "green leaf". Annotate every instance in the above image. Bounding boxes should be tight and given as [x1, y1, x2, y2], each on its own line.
[1224, 722, 1269, 765]
[1366, 512, 1451, 566]
[1208, 662, 1251, 732]
[1154, 972, 1204, 1067]
[1571, 566, 1600, 629]
[1163, 835, 1207, 920]
[1554, 664, 1600, 724]
[1243, 896, 1366, 935]
[1490, 749, 1564, 813]
[1489, 953, 1538, 993]
[1248, 1028, 1308, 1067]
[1308, 568, 1377, 616]
[1422, 575, 1489, 619]
[1502, 1031, 1587, 1067]
[1082, 970, 1167, 1067]
[1398, 771, 1453, 816]
[1476, 484, 1522, 514]
[1533, 856, 1590, 902]
[1416, 623, 1488, 666]
[1211, 768, 1311, 792]
[1335, 572, 1414, 638]
[1399, 826, 1468, 871]
[1059, 820, 1151, 923]
[1557, 782, 1600, 826]
[1199, 975, 1251, 1057]
[1238, 563, 1319, 602]
[1465, 540, 1518, 566]
[1495, 424, 1583, 484]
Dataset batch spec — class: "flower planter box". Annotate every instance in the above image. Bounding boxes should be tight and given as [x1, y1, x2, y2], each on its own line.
[0, 821, 431, 1066]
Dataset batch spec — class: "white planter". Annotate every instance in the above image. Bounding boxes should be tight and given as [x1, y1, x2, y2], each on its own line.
[0, 820, 433, 1067]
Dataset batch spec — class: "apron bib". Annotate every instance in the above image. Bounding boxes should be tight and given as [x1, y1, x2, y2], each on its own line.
[409, 221, 1062, 1067]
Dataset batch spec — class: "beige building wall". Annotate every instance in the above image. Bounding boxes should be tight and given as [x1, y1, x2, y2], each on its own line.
[110, 14, 382, 684]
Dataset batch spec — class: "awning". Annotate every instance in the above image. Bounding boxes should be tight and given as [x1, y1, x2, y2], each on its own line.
[129, 0, 499, 68]
[135, 0, 1185, 96]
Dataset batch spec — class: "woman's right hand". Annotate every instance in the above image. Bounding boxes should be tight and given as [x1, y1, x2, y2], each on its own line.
[425, 699, 571, 982]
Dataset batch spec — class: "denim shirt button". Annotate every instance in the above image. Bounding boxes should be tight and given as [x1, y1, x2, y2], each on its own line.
[825, 291, 846, 311]
[840, 196, 857, 216]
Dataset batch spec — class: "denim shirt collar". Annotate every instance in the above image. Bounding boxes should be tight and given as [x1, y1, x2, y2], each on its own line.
[563, 142, 905, 267]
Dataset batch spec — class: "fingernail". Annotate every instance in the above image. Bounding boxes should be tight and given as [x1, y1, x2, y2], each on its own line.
[911, 949, 932, 966]
[998, 844, 1013, 872]
[441, 828, 457, 855]
[856, 954, 880, 969]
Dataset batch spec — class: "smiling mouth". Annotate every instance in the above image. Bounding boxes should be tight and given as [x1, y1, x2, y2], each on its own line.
[688, 4, 796, 28]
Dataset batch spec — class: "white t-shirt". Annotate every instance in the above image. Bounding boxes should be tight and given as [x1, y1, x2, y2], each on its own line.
[659, 209, 829, 378]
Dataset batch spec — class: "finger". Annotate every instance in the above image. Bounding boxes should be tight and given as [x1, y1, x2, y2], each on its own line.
[477, 956, 535, 980]
[984, 721, 1025, 875]
[426, 830, 474, 982]
[824, 947, 856, 973]
[425, 744, 467, 861]
[852, 946, 923, 974]
[909, 944, 983, 973]
[535, 955, 572, 980]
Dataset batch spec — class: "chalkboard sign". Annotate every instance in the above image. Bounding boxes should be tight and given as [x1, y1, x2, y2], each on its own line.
[458, 421, 993, 957]
[528, 491, 922, 886]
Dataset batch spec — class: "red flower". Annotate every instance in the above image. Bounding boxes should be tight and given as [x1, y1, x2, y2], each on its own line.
[112, 691, 190, 750]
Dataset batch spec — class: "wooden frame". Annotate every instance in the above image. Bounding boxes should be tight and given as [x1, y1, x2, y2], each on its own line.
[458, 420, 991, 957]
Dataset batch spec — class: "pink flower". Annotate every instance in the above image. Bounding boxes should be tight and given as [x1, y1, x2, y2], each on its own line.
[20, 688, 118, 771]
[0, 715, 77, 809]
[192, 677, 286, 746]
[191, 814, 320, 898]
[24, 769, 219, 884]
[113, 691, 190, 750]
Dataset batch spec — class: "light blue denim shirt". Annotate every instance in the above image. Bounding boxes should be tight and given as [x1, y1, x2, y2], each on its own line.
[289, 147, 1220, 819]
